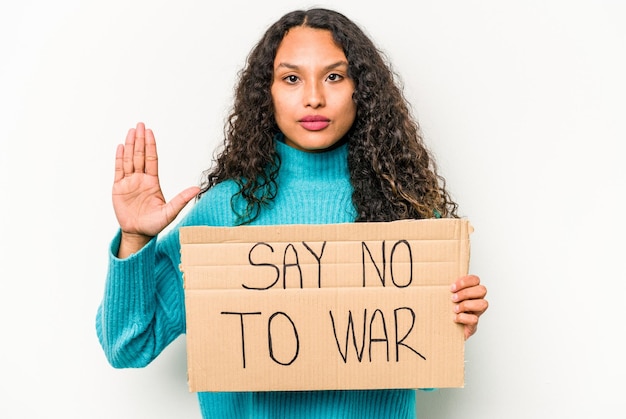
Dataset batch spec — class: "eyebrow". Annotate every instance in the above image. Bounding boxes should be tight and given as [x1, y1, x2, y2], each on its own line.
[274, 60, 349, 72]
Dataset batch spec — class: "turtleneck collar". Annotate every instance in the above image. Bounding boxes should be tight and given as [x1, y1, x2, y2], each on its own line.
[274, 133, 350, 181]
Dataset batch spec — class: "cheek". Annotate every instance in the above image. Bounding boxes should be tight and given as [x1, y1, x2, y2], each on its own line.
[337, 89, 356, 115]
[272, 101, 288, 125]
[271, 91, 290, 119]
[342, 101, 357, 126]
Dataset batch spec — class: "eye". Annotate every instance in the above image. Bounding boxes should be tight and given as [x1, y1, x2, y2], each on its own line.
[283, 75, 300, 84]
[326, 73, 344, 82]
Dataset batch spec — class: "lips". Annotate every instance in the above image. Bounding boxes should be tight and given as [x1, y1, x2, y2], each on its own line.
[299, 115, 330, 131]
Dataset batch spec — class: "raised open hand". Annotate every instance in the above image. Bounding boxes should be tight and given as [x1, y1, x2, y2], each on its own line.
[112, 122, 199, 256]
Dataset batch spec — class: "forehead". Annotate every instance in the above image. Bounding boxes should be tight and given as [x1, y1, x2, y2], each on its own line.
[274, 26, 347, 65]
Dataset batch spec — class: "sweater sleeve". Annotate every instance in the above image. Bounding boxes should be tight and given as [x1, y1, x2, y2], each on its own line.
[95, 228, 186, 369]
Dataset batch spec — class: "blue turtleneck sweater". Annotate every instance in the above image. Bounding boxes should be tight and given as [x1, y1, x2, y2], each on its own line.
[96, 139, 418, 418]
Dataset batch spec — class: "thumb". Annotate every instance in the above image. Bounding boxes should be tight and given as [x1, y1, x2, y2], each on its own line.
[164, 186, 201, 223]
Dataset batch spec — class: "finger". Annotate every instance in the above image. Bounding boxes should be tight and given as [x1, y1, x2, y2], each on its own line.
[133, 122, 146, 173]
[163, 186, 201, 224]
[464, 324, 478, 340]
[453, 311, 479, 340]
[144, 128, 158, 176]
[450, 274, 480, 293]
[114, 144, 125, 182]
[452, 284, 487, 304]
[452, 310, 479, 340]
[454, 298, 489, 317]
[454, 311, 479, 325]
[123, 128, 136, 175]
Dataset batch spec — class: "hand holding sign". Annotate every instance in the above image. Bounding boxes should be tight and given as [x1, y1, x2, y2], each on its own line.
[451, 275, 489, 340]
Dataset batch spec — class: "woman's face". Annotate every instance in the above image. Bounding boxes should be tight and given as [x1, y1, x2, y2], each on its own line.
[271, 26, 356, 152]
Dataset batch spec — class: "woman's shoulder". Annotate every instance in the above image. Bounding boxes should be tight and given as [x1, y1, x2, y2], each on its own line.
[180, 180, 240, 227]
[203, 179, 240, 196]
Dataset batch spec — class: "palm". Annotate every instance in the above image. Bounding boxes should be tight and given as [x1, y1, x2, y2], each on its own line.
[113, 170, 170, 236]
[112, 123, 199, 238]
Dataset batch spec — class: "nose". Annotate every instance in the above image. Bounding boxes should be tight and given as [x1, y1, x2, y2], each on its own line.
[304, 81, 325, 108]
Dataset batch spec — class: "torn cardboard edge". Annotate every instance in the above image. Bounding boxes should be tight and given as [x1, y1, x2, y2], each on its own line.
[180, 218, 472, 392]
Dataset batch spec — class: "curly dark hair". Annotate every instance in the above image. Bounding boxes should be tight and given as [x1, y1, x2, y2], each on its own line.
[198, 8, 458, 223]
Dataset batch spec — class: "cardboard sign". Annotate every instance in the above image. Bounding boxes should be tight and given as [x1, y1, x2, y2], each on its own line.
[179, 218, 472, 392]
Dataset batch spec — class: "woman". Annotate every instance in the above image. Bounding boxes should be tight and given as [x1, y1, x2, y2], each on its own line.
[97, 8, 488, 418]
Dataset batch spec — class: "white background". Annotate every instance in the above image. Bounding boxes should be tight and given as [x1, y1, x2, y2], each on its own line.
[1, 0, 624, 418]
